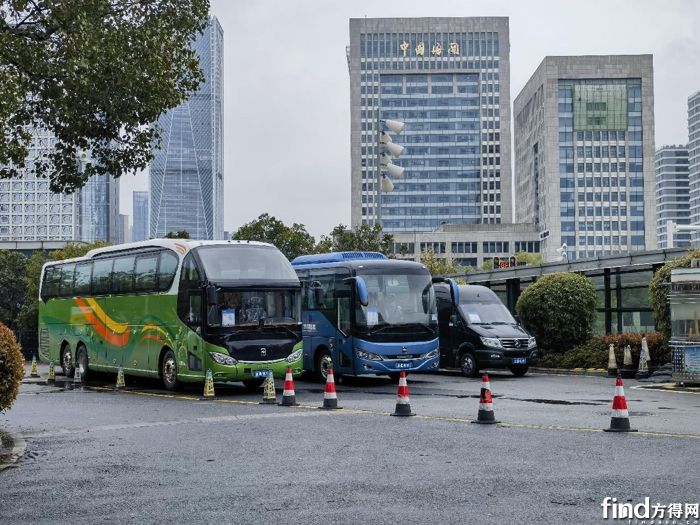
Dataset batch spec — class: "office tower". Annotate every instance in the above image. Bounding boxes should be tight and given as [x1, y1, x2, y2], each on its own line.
[514, 55, 656, 261]
[348, 17, 512, 233]
[656, 145, 690, 248]
[149, 16, 224, 240]
[689, 91, 700, 242]
[116, 213, 131, 244]
[132, 190, 149, 242]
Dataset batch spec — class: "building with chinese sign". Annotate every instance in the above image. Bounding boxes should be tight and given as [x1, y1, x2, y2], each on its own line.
[514, 55, 657, 261]
[348, 17, 512, 232]
[149, 16, 224, 240]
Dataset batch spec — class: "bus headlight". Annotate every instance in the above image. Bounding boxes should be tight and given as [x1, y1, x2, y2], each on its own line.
[355, 349, 383, 361]
[286, 349, 303, 363]
[480, 337, 503, 349]
[420, 349, 439, 360]
[527, 337, 537, 349]
[209, 352, 238, 366]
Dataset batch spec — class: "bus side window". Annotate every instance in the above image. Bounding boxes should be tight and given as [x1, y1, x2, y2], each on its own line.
[73, 263, 93, 296]
[112, 256, 135, 294]
[306, 271, 335, 310]
[177, 253, 202, 328]
[59, 264, 76, 297]
[135, 254, 158, 293]
[158, 251, 178, 291]
[91, 259, 113, 295]
[41, 266, 61, 301]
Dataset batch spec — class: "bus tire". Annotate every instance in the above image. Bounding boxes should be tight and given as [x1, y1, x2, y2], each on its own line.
[61, 343, 75, 378]
[242, 379, 264, 391]
[76, 344, 90, 382]
[459, 352, 479, 378]
[315, 348, 332, 383]
[161, 349, 180, 392]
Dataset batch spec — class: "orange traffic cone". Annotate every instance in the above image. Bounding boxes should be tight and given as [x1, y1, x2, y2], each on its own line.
[604, 375, 637, 432]
[279, 367, 299, 406]
[472, 374, 499, 424]
[390, 371, 415, 417]
[319, 368, 342, 410]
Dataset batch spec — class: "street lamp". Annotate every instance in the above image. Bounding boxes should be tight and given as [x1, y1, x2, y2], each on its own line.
[376, 117, 405, 226]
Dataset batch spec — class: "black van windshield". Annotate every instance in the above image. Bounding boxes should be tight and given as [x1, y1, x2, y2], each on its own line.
[460, 301, 515, 325]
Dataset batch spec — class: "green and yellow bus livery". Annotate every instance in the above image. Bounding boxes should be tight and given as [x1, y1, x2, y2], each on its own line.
[38, 240, 303, 391]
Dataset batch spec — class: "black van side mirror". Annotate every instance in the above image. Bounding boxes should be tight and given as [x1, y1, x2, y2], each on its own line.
[514, 314, 520, 324]
[450, 314, 459, 327]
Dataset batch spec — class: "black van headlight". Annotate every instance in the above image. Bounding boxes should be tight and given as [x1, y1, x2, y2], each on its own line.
[528, 336, 537, 349]
[480, 337, 503, 349]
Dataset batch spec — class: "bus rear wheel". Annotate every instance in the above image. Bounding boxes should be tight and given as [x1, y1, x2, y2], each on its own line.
[76, 345, 90, 382]
[61, 344, 75, 378]
[161, 350, 180, 392]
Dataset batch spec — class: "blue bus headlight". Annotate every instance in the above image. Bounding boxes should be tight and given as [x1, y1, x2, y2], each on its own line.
[286, 349, 303, 363]
[209, 352, 238, 366]
[420, 349, 439, 360]
[355, 349, 383, 361]
[528, 336, 537, 349]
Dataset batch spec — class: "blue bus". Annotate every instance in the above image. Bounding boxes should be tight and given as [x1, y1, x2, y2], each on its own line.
[291, 251, 458, 381]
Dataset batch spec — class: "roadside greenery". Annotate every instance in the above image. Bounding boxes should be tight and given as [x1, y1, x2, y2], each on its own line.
[418, 248, 471, 282]
[516, 272, 596, 353]
[0, 321, 24, 412]
[0, 0, 209, 193]
[479, 251, 544, 271]
[164, 230, 192, 239]
[320, 224, 394, 256]
[649, 248, 700, 340]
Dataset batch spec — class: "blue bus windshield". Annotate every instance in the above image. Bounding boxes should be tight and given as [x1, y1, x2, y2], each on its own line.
[354, 269, 436, 327]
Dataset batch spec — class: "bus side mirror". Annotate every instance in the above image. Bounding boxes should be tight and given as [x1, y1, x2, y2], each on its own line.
[311, 281, 325, 306]
[206, 284, 218, 306]
[206, 284, 221, 327]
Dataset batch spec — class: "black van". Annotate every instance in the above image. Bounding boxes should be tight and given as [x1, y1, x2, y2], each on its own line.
[434, 284, 538, 377]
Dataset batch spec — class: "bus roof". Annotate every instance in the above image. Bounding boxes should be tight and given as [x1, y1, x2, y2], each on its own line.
[43, 239, 275, 267]
[291, 251, 387, 267]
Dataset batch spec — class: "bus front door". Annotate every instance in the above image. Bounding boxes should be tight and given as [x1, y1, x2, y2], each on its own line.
[334, 295, 354, 376]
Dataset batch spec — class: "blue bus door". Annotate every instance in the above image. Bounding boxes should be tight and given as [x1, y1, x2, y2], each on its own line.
[334, 276, 354, 375]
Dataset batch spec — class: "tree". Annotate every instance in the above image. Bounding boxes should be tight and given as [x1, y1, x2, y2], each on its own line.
[164, 230, 191, 239]
[649, 248, 700, 340]
[480, 259, 494, 271]
[419, 248, 462, 276]
[17, 241, 110, 334]
[0, 1, 209, 193]
[516, 251, 544, 265]
[0, 321, 24, 412]
[516, 272, 596, 353]
[233, 213, 316, 262]
[0, 251, 28, 331]
[326, 224, 394, 255]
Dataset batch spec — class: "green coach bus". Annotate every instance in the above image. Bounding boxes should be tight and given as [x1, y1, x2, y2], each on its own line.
[38, 240, 303, 391]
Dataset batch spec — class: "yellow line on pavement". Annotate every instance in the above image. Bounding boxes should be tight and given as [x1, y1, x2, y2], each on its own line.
[84, 386, 700, 440]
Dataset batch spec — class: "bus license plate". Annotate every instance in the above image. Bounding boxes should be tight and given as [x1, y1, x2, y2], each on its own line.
[253, 370, 272, 378]
[396, 362, 411, 369]
[512, 358, 527, 365]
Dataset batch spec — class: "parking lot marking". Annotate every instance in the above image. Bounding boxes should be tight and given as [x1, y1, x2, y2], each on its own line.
[84, 386, 700, 440]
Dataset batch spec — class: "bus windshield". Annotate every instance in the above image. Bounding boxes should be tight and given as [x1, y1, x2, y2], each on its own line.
[355, 269, 436, 327]
[217, 289, 301, 326]
[196, 245, 298, 282]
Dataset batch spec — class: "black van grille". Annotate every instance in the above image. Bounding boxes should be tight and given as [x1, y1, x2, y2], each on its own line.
[501, 338, 529, 349]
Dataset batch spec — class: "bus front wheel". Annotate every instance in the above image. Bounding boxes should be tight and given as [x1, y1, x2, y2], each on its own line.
[315, 349, 332, 383]
[161, 350, 180, 392]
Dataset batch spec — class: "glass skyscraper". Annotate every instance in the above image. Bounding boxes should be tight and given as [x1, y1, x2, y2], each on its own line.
[348, 18, 512, 233]
[656, 145, 690, 248]
[514, 56, 657, 261]
[0, 128, 118, 242]
[149, 16, 224, 240]
[132, 190, 149, 242]
[688, 91, 700, 243]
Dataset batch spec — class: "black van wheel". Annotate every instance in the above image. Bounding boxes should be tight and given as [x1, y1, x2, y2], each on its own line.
[459, 352, 478, 378]
[510, 366, 529, 377]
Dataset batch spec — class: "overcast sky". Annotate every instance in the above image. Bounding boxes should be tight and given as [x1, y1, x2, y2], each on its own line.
[118, 0, 700, 239]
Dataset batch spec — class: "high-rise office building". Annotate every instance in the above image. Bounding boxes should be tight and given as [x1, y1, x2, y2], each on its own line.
[0, 128, 119, 242]
[656, 145, 690, 248]
[514, 55, 656, 261]
[689, 91, 700, 242]
[132, 190, 149, 242]
[149, 16, 224, 240]
[116, 213, 131, 244]
[348, 17, 512, 233]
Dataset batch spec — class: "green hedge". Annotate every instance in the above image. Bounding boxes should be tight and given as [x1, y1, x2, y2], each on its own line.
[538, 332, 669, 369]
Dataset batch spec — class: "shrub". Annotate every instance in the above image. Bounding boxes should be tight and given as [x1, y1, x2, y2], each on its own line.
[0, 322, 24, 412]
[538, 332, 669, 369]
[649, 248, 700, 340]
[516, 272, 596, 352]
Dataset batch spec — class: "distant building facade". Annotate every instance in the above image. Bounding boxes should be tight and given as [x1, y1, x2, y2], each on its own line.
[0, 128, 119, 242]
[347, 17, 512, 233]
[132, 190, 149, 242]
[149, 16, 224, 240]
[689, 91, 700, 243]
[514, 55, 656, 261]
[656, 145, 690, 248]
[116, 214, 131, 244]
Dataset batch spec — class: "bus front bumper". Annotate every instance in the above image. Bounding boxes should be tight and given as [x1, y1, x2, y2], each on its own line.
[352, 338, 440, 375]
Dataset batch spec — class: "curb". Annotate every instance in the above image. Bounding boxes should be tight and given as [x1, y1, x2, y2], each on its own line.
[0, 430, 27, 472]
[531, 367, 608, 377]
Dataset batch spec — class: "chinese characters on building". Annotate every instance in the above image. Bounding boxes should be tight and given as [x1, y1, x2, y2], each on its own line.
[399, 41, 460, 57]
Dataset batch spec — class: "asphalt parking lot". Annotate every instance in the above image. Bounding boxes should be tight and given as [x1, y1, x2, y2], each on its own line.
[1, 364, 699, 524]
